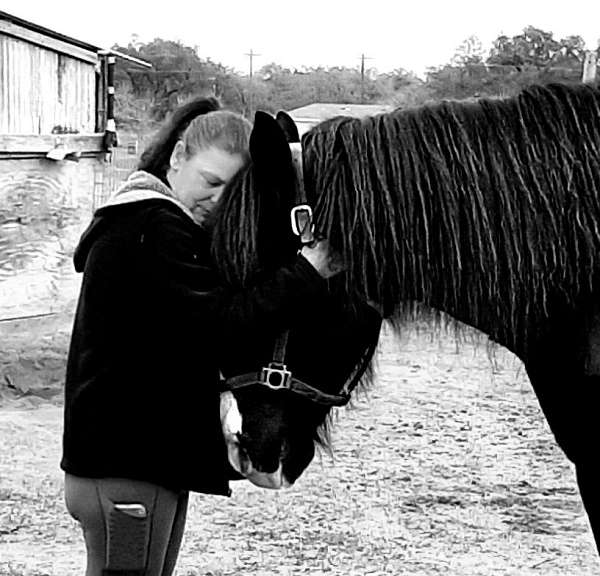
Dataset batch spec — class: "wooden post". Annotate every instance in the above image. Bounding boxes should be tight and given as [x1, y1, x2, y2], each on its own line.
[102, 54, 118, 157]
[106, 55, 115, 129]
[95, 55, 107, 132]
[582, 50, 597, 83]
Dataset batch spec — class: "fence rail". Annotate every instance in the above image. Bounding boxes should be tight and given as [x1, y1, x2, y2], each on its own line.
[95, 140, 141, 208]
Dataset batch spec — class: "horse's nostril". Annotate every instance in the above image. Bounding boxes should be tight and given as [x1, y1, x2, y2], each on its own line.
[236, 431, 251, 448]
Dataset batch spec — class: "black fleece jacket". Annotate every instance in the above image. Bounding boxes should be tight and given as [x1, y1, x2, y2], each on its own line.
[61, 194, 327, 495]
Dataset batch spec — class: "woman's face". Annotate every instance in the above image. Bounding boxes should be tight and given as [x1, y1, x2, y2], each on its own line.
[168, 142, 245, 224]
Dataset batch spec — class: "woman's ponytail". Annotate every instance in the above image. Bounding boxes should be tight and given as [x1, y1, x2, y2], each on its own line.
[137, 97, 221, 184]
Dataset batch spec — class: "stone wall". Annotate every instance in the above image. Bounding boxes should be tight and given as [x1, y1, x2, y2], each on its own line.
[0, 157, 102, 320]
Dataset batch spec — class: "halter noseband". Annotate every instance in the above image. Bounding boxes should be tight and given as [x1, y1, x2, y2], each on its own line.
[222, 368, 351, 407]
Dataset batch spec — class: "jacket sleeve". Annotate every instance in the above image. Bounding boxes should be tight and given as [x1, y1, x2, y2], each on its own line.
[142, 206, 329, 335]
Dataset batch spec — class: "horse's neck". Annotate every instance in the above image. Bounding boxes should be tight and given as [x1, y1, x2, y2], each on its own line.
[398, 190, 522, 355]
[417, 282, 505, 347]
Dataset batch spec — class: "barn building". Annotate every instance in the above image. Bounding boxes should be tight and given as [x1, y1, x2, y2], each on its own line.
[0, 10, 149, 321]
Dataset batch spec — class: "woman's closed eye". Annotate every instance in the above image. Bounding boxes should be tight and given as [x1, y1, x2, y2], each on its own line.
[200, 171, 224, 188]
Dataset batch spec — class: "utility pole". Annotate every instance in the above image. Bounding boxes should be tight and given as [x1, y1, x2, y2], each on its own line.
[245, 49, 261, 117]
[359, 53, 372, 103]
[245, 49, 260, 78]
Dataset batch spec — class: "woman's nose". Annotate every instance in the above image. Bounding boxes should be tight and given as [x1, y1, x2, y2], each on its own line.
[210, 187, 224, 204]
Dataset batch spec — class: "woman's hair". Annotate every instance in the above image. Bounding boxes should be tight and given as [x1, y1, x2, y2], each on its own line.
[181, 110, 252, 160]
[138, 97, 252, 184]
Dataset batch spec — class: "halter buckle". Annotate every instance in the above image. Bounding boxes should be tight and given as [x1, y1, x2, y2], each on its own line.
[290, 204, 314, 244]
[261, 362, 292, 390]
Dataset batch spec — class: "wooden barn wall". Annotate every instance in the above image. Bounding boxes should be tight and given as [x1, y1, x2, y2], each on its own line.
[0, 158, 102, 320]
[0, 35, 96, 134]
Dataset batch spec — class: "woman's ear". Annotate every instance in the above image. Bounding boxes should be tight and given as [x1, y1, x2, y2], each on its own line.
[169, 140, 185, 171]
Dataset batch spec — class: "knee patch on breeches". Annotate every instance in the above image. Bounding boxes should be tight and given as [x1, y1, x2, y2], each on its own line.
[105, 503, 150, 572]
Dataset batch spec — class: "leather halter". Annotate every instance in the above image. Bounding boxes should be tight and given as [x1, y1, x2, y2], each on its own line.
[221, 139, 357, 407]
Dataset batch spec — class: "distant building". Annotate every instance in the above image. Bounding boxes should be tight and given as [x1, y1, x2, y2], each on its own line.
[287, 103, 393, 136]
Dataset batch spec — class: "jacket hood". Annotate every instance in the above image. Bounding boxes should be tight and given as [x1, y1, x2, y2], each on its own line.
[101, 170, 195, 217]
[73, 170, 196, 272]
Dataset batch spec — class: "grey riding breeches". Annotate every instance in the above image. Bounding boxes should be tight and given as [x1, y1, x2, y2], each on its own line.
[64, 474, 189, 576]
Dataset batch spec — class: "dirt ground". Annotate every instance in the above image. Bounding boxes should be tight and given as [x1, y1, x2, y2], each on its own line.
[1, 314, 600, 575]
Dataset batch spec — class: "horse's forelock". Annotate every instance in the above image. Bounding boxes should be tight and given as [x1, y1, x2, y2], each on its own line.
[211, 153, 300, 288]
[211, 163, 259, 287]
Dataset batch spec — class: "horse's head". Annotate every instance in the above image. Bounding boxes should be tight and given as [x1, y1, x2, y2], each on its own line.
[219, 288, 381, 489]
[212, 111, 382, 489]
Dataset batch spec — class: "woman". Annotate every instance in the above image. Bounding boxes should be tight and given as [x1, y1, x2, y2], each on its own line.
[61, 98, 339, 575]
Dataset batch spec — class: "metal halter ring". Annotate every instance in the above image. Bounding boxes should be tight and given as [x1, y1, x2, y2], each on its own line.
[290, 204, 314, 244]
[260, 363, 292, 390]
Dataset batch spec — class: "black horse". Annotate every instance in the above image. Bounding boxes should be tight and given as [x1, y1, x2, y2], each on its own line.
[214, 82, 600, 555]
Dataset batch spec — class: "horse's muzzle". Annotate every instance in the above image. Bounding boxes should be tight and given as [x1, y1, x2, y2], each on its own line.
[220, 391, 291, 490]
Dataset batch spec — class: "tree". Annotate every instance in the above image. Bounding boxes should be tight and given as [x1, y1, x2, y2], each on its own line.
[375, 69, 429, 108]
[487, 25, 584, 73]
[451, 35, 485, 66]
[251, 64, 389, 112]
[427, 27, 593, 102]
[112, 38, 226, 120]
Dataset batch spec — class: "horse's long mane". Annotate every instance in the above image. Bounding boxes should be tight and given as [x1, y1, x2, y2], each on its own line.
[303, 83, 600, 352]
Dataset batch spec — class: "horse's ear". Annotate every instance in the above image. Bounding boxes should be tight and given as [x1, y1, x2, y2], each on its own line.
[276, 111, 300, 143]
[250, 111, 293, 182]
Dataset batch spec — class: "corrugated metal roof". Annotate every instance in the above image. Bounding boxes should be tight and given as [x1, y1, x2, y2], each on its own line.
[287, 103, 393, 122]
[0, 10, 151, 67]
[0, 10, 100, 52]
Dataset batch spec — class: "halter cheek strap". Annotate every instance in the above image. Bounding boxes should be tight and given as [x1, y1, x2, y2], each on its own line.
[289, 142, 315, 245]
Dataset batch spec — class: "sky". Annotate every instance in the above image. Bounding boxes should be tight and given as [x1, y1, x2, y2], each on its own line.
[3, 0, 600, 77]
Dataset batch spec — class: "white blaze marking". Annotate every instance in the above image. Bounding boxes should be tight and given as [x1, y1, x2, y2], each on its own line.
[220, 392, 245, 475]
[220, 391, 242, 437]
